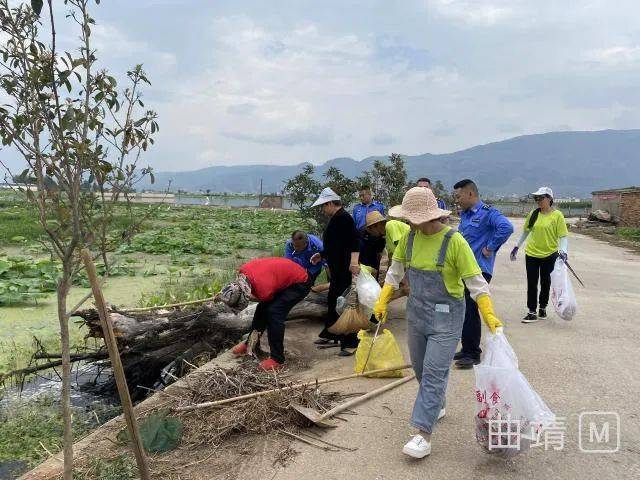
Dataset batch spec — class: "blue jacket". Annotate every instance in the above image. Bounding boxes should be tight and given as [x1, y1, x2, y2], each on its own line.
[285, 234, 324, 277]
[437, 198, 447, 210]
[458, 201, 514, 275]
[353, 200, 385, 231]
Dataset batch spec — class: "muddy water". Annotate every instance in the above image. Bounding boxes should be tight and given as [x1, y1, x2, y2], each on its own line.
[0, 271, 167, 370]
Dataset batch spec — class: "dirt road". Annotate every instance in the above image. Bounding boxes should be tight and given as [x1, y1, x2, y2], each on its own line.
[270, 218, 640, 480]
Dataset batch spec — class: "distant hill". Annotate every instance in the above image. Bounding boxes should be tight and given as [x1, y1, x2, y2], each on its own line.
[141, 130, 640, 197]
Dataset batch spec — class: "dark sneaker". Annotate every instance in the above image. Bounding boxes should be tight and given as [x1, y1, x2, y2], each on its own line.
[538, 308, 547, 318]
[522, 312, 538, 323]
[337, 348, 356, 357]
[455, 356, 480, 369]
[453, 350, 466, 361]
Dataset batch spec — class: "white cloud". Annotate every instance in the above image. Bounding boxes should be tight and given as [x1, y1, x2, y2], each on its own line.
[89, 23, 177, 76]
[5, 0, 640, 174]
[149, 14, 471, 168]
[585, 45, 640, 66]
[428, 0, 519, 26]
[222, 126, 333, 146]
[371, 133, 396, 145]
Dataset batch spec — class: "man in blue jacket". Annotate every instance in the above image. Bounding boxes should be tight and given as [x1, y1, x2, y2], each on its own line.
[284, 230, 324, 281]
[353, 185, 386, 275]
[352, 185, 385, 231]
[453, 179, 514, 368]
[417, 177, 447, 210]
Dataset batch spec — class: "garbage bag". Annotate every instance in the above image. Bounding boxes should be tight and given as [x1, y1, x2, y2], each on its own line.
[551, 258, 577, 320]
[117, 410, 183, 453]
[474, 333, 555, 458]
[328, 304, 373, 335]
[354, 328, 405, 377]
[336, 286, 353, 315]
[356, 268, 381, 310]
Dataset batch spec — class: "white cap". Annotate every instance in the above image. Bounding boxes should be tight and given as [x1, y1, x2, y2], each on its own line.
[532, 186, 553, 198]
[311, 187, 341, 207]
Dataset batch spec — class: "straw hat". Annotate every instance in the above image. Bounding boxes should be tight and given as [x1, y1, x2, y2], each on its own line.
[388, 187, 451, 224]
[365, 211, 387, 229]
[311, 187, 341, 207]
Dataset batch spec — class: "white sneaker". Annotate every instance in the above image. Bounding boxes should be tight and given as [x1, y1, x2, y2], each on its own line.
[438, 408, 446, 420]
[402, 434, 432, 458]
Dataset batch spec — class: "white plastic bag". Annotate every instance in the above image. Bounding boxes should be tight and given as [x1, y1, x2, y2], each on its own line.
[550, 258, 577, 320]
[356, 268, 381, 310]
[474, 333, 555, 458]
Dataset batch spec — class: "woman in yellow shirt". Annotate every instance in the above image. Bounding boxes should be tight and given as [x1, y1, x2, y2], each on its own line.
[510, 187, 569, 323]
[373, 187, 503, 459]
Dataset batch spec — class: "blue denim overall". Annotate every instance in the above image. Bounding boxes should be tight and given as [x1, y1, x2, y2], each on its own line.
[406, 229, 465, 433]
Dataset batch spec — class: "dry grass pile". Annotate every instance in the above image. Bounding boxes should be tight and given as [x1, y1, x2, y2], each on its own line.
[172, 363, 341, 447]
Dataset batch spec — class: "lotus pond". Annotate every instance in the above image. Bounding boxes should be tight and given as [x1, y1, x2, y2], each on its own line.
[0, 192, 313, 376]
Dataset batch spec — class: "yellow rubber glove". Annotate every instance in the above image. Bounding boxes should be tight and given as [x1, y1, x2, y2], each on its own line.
[476, 294, 503, 334]
[373, 283, 395, 323]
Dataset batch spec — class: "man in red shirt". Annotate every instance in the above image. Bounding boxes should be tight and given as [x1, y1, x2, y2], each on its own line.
[219, 257, 314, 370]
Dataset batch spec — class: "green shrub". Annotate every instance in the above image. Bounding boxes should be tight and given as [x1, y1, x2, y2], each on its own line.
[617, 227, 640, 243]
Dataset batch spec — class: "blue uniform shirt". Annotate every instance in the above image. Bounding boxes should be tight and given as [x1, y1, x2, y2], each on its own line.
[284, 234, 324, 277]
[353, 200, 385, 231]
[458, 201, 514, 275]
[437, 198, 447, 210]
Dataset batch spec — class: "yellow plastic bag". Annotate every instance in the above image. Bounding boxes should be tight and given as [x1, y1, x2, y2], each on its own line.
[354, 328, 405, 377]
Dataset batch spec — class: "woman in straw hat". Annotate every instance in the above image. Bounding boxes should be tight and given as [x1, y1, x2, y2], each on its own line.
[373, 187, 504, 459]
[364, 210, 410, 260]
[359, 210, 387, 277]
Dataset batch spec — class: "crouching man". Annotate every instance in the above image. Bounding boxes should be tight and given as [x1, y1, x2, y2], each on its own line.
[219, 257, 314, 371]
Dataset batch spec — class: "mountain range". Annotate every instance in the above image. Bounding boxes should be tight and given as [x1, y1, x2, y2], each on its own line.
[141, 129, 640, 197]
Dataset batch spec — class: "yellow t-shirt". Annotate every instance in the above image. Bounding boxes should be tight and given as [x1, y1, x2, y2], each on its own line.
[392, 226, 481, 299]
[523, 209, 569, 258]
[385, 220, 410, 257]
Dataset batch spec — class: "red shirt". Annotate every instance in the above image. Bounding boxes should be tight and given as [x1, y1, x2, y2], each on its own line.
[239, 257, 308, 302]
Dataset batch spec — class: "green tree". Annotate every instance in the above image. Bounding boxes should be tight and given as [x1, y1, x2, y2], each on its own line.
[364, 153, 408, 207]
[323, 166, 357, 208]
[0, 1, 158, 476]
[283, 164, 321, 220]
[432, 180, 452, 207]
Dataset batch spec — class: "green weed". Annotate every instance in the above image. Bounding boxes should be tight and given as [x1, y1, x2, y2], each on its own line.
[0, 396, 120, 469]
[0, 255, 58, 305]
[618, 227, 640, 243]
[137, 268, 238, 307]
[0, 200, 44, 244]
[119, 208, 311, 257]
[0, 254, 137, 306]
[272, 243, 286, 257]
[73, 455, 137, 480]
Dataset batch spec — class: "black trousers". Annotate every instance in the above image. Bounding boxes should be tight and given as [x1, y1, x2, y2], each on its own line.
[250, 280, 311, 363]
[319, 268, 359, 349]
[359, 233, 385, 277]
[461, 272, 492, 359]
[525, 253, 558, 312]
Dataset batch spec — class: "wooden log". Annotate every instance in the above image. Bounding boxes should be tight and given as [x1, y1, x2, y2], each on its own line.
[71, 292, 330, 397]
[73, 292, 328, 345]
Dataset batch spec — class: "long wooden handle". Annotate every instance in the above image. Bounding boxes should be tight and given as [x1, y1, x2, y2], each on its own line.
[174, 363, 412, 412]
[318, 374, 415, 421]
[123, 296, 218, 313]
[82, 250, 151, 480]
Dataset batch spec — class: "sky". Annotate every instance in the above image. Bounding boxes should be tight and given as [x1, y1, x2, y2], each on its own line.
[3, 0, 640, 172]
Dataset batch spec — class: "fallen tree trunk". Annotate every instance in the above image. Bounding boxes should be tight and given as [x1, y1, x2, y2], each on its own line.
[70, 292, 329, 398]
